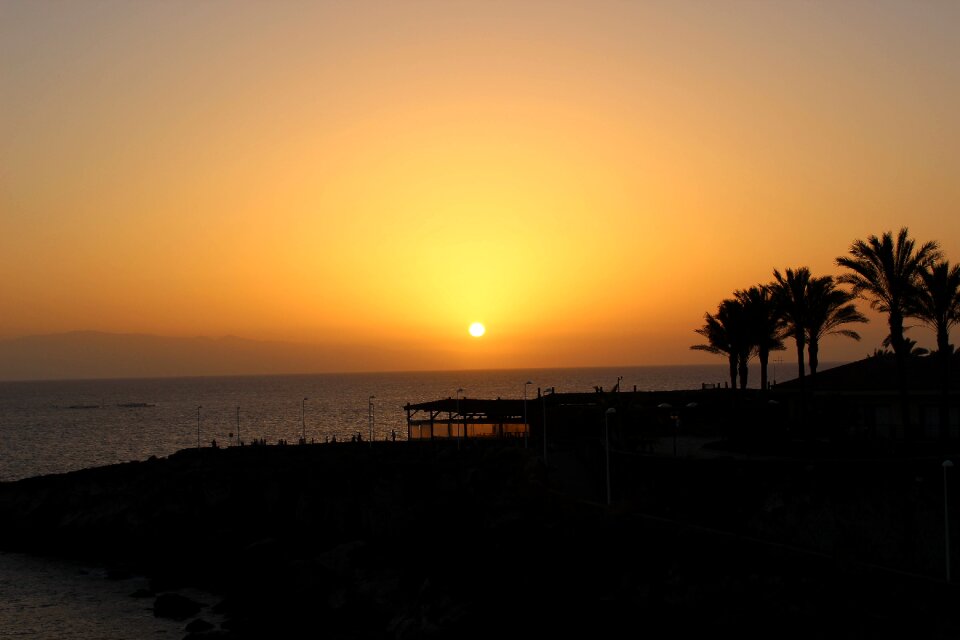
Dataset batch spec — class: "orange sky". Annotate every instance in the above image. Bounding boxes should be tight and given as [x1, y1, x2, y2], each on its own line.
[2, 1, 959, 372]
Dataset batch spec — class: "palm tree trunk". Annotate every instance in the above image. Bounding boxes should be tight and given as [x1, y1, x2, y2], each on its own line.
[737, 352, 749, 390]
[889, 310, 907, 360]
[808, 340, 819, 378]
[938, 329, 950, 358]
[795, 335, 806, 383]
[728, 353, 737, 390]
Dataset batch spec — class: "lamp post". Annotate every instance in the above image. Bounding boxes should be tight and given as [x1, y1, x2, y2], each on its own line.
[236, 405, 240, 446]
[604, 407, 615, 505]
[523, 380, 533, 448]
[456, 388, 464, 448]
[542, 387, 554, 464]
[945, 460, 954, 582]
[301, 397, 308, 443]
[196, 405, 202, 449]
[368, 395, 375, 444]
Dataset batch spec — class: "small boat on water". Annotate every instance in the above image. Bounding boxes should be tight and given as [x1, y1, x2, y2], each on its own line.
[67, 404, 100, 409]
[116, 402, 156, 408]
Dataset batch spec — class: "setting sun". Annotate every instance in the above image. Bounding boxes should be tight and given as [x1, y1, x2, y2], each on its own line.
[469, 323, 486, 337]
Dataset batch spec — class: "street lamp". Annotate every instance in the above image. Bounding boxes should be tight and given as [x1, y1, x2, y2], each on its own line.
[236, 405, 240, 446]
[301, 397, 308, 443]
[196, 405, 202, 449]
[524, 381, 533, 448]
[368, 395, 375, 444]
[604, 407, 616, 505]
[456, 388, 464, 447]
[542, 387, 554, 464]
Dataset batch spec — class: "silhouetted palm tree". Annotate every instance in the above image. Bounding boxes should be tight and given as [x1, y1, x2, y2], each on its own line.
[721, 298, 756, 390]
[692, 305, 737, 390]
[805, 276, 868, 378]
[692, 298, 757, 389]
[735, 285, 785, 390]
[881, 333, 929, 357]
[912, 261, 960, 357]
[836, 228, 940, 362]
[837, 228, 941, 437]
[772, 267, 811, 383]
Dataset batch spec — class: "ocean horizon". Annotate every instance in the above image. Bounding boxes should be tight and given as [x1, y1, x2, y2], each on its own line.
[0, 362, 837, 483]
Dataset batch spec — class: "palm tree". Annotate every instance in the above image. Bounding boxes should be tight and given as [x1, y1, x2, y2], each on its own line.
[880, 333, 929, 357]
[911, 261, 960, 357]
[772, 267, 812, 383]
[805, 275, 868, 378]
[837, 228, 941, 437]
[692, 298, 756, 389]
[721, 298, 755, 390]
[735, 285, 785, 390]
[836, 228, 940, 362]
[691, 305, 737, 390]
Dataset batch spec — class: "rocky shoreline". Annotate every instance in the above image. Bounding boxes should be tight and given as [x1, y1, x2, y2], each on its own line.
[2, 441, 960, 638]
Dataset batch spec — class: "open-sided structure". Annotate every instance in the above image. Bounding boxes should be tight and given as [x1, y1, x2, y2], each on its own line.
[404, 398, 529, 440]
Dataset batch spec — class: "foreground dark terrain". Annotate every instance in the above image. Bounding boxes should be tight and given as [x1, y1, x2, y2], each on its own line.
[2, 440, 960, 639]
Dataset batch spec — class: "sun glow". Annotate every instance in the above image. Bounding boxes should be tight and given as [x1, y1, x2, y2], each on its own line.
[2, 2, 957, 372]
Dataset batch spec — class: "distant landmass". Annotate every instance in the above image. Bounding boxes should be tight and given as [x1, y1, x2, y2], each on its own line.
[0, 331, 452, 381]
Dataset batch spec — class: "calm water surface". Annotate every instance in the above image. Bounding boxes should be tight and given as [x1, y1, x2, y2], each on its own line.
[0, 552, 221, 640]
[0, 365, 742, 482]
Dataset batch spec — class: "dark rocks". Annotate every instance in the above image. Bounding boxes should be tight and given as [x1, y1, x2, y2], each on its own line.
[129, 588, 154, 598]
[154, 593, 204, 620]
[4, 443, 959, 638]
[184, 618, 214, 632]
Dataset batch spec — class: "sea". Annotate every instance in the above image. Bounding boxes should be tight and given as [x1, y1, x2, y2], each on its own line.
[0, 364, 748, 482]
[0, 363, 741, 639]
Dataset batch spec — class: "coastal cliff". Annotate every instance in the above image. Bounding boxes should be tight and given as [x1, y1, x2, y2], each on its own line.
[2, 442, 959, 638]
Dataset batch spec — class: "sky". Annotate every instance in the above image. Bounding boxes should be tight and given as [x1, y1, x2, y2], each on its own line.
[2, 0, 959, 373]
